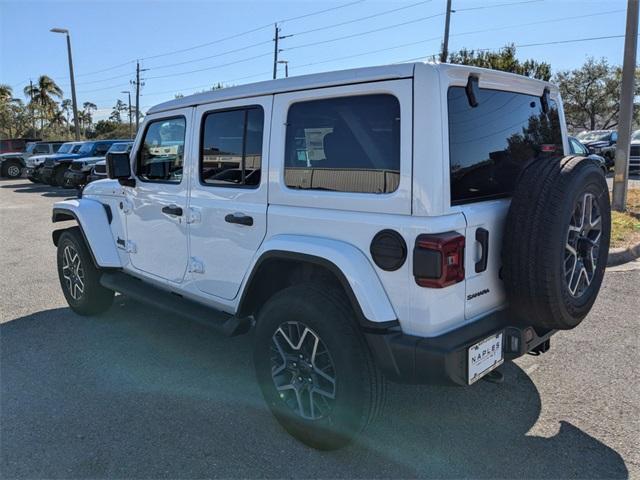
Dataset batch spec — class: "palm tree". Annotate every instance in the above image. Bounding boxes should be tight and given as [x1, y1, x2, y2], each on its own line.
[0, 84, 12, 102]
[23, 75, 63, 134]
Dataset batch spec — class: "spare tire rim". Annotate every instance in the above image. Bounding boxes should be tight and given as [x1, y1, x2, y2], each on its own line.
[270, 321, 336, 420]
[62, 245, 85, 300]
[565, 192, 602, 298]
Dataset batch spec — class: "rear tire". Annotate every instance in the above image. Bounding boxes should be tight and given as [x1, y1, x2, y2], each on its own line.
[503, 156, 610, 330]
[253, 284, 385, 450]
[56, 228, 114, 315]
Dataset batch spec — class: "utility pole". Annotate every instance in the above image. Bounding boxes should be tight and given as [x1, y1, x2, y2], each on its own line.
[612, 0, 639, 212]
[132, 61, 147, 132]
[51, 28, 80, 140]
[440, 0, 453, 63]
[121, 90, 132, 139]
[273, 24, 292, 79]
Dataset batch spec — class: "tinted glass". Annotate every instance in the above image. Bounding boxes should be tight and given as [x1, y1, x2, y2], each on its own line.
[200, 107, 264, 187]
[57, 143, 72, 154]
[52, 143, 63, 152]
[33, 144, 49, 154]
[137, 117, 186, 183]
[448, 87, 562, 205]
[71, 144, 82, 153]
[570, 138, 588, 155]
[94, 143, 111, 156]
[78, 142, 95, 154]
[109, 142, 132, 153]
[284, 94, 400, 194]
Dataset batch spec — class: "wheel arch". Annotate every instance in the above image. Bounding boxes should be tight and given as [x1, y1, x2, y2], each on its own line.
[237, 236, 399, 331]
[52, 199, 121, 269]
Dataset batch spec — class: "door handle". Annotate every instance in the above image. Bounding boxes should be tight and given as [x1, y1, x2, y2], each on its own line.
[475, 228, 489, 273]
[225, 213, 253, 226]
[162, 204, 183, 216]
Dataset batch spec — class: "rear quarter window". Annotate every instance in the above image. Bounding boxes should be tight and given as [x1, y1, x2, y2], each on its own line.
[448, 87, 562, 205]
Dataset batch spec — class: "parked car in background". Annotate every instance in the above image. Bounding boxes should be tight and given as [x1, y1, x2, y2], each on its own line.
[576, 130, 617, 168]
[0, 140, 64, 178]
[568, 136, 608, 174]
[63, 140, 130, 188]
[40, 140, 125, 187]
[86, 141, 133, 184]
[0, 138, 40, 154]
[630, 130, 640, 174]
[24, 142, 83, 183]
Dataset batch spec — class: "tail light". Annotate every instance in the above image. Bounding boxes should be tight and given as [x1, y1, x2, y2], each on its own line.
[413, 232, 465, 288]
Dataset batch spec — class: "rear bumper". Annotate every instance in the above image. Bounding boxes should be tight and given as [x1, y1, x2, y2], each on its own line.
[365, 311, 555, 386]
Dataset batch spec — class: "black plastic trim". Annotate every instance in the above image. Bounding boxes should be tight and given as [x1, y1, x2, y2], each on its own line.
[51, 208, 100, 268]
[237, 250, 399, 331]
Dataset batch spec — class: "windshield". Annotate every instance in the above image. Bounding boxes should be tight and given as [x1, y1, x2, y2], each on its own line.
[78, 143, 94, 154]
[108, 142, 132, 153]
[25, 143, 37, 153]
[580, 131, 611, 142]
[632, 130, 640, 142]
[57, 143, 74, 154]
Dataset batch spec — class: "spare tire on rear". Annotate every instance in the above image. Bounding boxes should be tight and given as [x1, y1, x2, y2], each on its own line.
[502, 155, 611, 330]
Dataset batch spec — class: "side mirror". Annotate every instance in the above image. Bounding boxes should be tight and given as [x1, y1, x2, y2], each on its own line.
[106, 151, 135, 187]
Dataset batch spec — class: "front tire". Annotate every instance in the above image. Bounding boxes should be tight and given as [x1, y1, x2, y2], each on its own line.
[53, 166, 66, 187]
[2, 161, 22, 178]
[57, 228, 114, 315]
[253, 285, 385, 450]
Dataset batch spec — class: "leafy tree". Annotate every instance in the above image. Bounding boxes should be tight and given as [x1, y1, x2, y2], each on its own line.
[554, 57, 640, 131]
[60, 99, 72, 126]
[92, 119, 133, 139]
[109, 99, 128, 123]
[448, 44, 552, 81]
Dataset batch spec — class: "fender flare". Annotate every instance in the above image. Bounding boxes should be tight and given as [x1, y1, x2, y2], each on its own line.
[52, 198, 122, 268]
[237, 235, 398, 328]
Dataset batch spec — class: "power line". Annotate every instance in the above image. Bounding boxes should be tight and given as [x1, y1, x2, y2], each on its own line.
[145, 52, 272, 80]
[139, 0, 364, 61]
[454, 0, 543, 13]
[148, 40, 272, 70]
[287, 0, 432, 37]
[477, 34, 629, 52]
[285, 12, 446, 52]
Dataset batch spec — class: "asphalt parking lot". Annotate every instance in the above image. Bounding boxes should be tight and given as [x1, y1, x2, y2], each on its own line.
[0, 178, 638, 479]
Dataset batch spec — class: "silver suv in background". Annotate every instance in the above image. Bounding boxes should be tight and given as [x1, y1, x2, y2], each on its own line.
[630, 130, 640, 174]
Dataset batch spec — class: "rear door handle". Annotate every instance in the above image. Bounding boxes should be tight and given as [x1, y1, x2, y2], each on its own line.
[475, 228, 489, 273]
[225, 213, 253, 226]
[162, 205, 183, 216]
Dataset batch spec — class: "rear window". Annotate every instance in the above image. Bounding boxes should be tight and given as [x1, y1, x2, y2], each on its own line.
[448, 87, 562, 205]
[284, 94, 400, 194]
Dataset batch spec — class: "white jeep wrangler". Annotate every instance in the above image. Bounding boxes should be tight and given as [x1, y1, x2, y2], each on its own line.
[52, 62, 610, 450]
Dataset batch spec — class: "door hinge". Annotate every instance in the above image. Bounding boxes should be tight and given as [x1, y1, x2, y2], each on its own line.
[125, 240, 137, 254]
[119, 199, 133, 214]
[189, 257, 205, 274]
[186, 207, 201, 224]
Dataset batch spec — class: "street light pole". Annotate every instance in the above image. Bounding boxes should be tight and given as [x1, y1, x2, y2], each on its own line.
[121, 90, 132, 139]
[51, 28, 80, 140]
[612, 0, 639, 212]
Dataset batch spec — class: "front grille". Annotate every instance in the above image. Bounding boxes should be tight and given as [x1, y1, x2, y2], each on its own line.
[93, 164, 106, 174]
[70, 162, 83, 171]
[44, 158, 55, 167]
[630, 145, 640, 158]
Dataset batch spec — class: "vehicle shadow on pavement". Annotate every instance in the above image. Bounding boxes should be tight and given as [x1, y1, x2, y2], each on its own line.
[1, 180, 77, 198]
[0, 300, 628, 479]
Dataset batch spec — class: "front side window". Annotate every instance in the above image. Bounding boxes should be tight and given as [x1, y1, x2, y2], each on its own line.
[448, 87, 562, 205]
[200, 106, 264, 187]
[33, 144, 49, 154]
[284, 94, 400, 194]
[137, 117, 186, 183]
[71, 144, 82, 154]
[94, 143, 111, 156]
[78, 142, 95, 155]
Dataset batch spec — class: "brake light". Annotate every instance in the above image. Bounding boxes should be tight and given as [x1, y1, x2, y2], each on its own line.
[413, 232, 465, 288]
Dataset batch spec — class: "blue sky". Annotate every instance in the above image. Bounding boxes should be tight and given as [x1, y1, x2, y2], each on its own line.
[0, 0, 631, 121]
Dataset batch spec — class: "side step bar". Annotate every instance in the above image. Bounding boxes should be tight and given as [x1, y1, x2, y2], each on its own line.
[100, 271, 250, 337]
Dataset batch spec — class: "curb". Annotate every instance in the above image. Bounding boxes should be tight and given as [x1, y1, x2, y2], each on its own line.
[607, 242, 640, 267]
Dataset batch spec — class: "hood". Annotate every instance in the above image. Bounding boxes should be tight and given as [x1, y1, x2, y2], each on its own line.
[0, 151, 24, 158]
[584, 140, 611, 148]
[49, 153, 81, 162]
[82, 179, 125, 197]
[71, 155, 104, 164]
